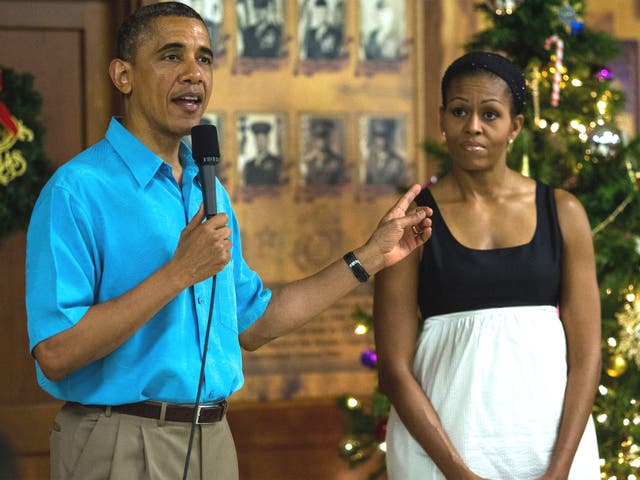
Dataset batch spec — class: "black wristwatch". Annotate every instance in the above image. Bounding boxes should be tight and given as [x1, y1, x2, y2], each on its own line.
[343, 251, 370, 283]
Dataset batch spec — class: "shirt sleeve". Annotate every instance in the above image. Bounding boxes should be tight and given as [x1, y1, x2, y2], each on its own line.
[219, 187, 271, 333]
[26, 181, 98, 353]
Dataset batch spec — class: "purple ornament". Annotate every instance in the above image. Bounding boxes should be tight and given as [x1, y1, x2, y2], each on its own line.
[595, 67, 613, 82]
[360, 349, 378, 368]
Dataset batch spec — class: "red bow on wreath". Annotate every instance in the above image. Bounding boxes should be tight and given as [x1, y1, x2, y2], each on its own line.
[0, 70, 18, 136]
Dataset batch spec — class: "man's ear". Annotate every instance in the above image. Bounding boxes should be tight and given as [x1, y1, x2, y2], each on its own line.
[109, 59, 133, 95]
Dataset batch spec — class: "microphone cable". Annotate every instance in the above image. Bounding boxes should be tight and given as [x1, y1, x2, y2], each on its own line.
[183, 124, 221, 480]
[182, 275, 216, 480]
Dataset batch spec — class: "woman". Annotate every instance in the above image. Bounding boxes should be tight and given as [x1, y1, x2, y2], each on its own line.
[374, 51, 601, 479]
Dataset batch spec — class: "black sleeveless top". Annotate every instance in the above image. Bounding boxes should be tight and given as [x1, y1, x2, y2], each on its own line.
[415, 182, 563, 318]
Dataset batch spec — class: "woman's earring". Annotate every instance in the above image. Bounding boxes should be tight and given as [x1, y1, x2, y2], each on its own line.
[508, 138, 514, 144]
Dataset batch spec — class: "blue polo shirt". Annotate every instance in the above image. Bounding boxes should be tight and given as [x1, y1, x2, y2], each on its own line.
[26, 117, 271, 405]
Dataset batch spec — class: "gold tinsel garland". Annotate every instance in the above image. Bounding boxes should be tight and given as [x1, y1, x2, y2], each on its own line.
[617, 296, 640, 369]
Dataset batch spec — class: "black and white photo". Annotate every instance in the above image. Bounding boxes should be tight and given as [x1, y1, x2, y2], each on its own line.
[237, 0, 285, 58]
[298, 0, 346, 60]
[359, 115, 407, 186]
[359, 0, 406, 61]
[238, 114, 286, 186]
[300, 114, 346, 186]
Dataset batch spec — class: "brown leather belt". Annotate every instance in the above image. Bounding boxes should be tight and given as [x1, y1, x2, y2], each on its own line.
[70, 399, 227, 424]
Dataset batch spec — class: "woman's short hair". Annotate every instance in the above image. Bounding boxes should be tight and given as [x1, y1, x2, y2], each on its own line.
[441, 51, 528, 115]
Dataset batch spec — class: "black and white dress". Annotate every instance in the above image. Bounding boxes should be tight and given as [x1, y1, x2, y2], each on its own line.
[385, 182, 600, 479]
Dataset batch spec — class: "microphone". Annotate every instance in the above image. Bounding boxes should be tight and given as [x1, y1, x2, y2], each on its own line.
[191, 124, 220, 219]
[184, 124, 222, 480]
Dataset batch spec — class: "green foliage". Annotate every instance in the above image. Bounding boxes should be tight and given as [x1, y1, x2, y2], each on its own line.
[0, 67, 52, 239]
[336, 391, 388, 479]
[469, 1, 620, 70]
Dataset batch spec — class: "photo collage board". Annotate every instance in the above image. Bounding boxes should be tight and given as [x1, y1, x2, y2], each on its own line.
[161, 0, 420, 202]
[151, 0, 426, 401]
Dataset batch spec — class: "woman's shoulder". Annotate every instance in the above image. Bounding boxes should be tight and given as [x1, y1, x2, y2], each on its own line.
[552, 186, 585, 214]
[551, 187, 591, 241]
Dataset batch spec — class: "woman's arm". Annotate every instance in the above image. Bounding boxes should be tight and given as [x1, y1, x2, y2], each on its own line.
[373, 249, 486, 480]
[540, 189, 601, 479]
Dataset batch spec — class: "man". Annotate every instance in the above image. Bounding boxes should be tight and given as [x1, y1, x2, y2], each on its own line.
[25, 3, 431, 479]
[362, 0, 399, 60]
[240, 0, 282, 58]
[303, 118, 345, 185]
[243, 121, 282, 185]
[303, 0, 343, 60]
[366, 118, 405, 186]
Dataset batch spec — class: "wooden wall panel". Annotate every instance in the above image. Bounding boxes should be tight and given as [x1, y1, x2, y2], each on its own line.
[0, 1, 117, 478]
[230, 399, 385, 480]
[0, 29, 84, 168]
[0, 232, 45, 404]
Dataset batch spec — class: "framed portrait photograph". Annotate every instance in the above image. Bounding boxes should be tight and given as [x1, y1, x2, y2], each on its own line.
[299, 114, 347, 188]
[359, 0, 407, 61]
[236, 0, 285, 59]
[358, 115, 408, 188]
[237, 113, 287, 187]
[183, 113, 231, 185]
[166, 0, 227, 57]
[297, 0, 346, 61]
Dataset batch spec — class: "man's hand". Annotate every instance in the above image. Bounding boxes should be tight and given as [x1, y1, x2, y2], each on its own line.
[368, 184, 432, 268]
[171, 204, 232, 287]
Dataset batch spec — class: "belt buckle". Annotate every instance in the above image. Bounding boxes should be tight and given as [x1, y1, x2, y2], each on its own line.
[195, 400, 227, 424]
[195, 405, 205, 424]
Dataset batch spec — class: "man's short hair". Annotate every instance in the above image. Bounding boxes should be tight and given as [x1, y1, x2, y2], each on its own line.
[117, 1, 206, 62]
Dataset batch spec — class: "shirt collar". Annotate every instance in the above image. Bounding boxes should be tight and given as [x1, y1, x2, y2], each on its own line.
[105, 117, 197, 188]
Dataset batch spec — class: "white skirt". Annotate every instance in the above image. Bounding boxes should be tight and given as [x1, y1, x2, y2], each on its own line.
[386, 306, 600, 480]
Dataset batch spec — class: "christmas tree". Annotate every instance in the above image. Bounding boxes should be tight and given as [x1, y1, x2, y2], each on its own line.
[338, 1, 640, 478]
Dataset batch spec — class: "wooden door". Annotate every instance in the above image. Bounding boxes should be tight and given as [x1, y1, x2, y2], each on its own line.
[0, 1, 121, 477]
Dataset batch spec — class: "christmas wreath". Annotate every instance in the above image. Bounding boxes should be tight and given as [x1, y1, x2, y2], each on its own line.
[0, 66, 52, 239]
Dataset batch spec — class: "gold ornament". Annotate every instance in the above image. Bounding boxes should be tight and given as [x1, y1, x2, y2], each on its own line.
[485, 0, 523, 15]
[0, 116, 33, 186]
[606, 353, 628, 377]
[617, 297, 640, 368]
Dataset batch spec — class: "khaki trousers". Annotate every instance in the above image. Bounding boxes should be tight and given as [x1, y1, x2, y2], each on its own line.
[50, 403, 239, 480]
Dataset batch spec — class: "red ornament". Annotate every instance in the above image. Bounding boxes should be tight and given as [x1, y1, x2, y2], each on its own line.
[0, 103, 18, 136]
[0, 69, 18, 136]
[375, 419, 387, 442]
